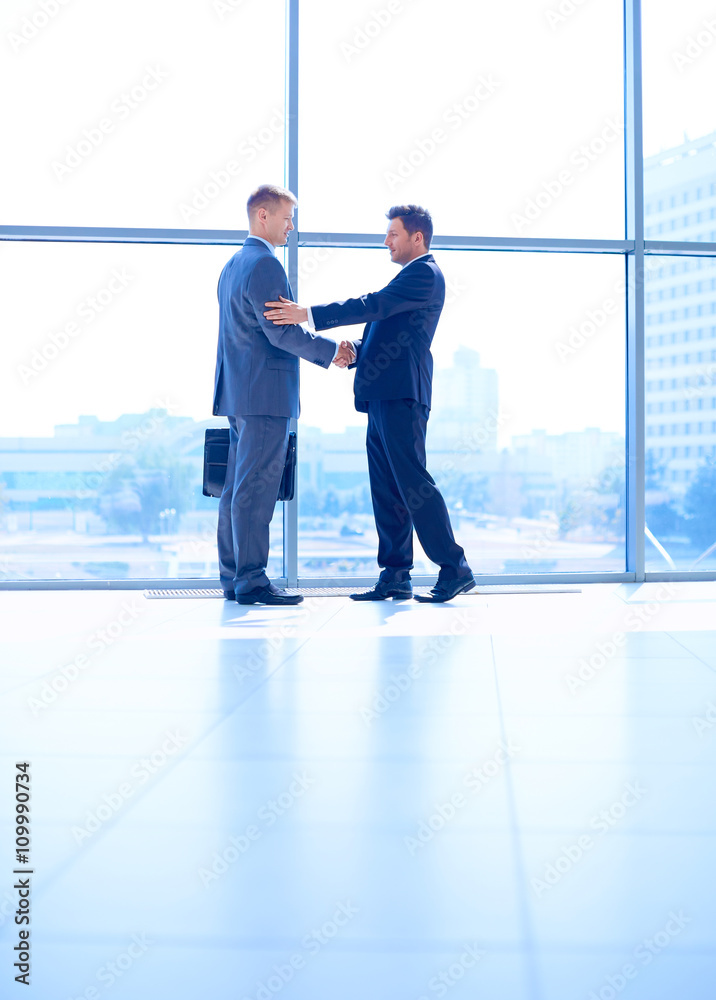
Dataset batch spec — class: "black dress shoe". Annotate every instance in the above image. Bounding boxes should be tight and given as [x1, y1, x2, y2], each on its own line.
[236, 585, 303, 606]
[414, 575, 476, 603]
[350, 580, 413, 601]
[223, 590, 236, 601]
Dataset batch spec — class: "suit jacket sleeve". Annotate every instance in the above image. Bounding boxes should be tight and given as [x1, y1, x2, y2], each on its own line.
[309, 261, 436, 332]
[249, 255, 337, 368]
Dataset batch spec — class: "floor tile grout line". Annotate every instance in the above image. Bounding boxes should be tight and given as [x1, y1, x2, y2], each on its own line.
[4, 755, 716, 768]
[33, 930, 715, 955]
[0, 597, 343, 703]
[663, 631, 716, 677]
[612, 584, 638, 607]
[10, 817, 716, 837]
[612, 587, 716, 676]
[7, 597, 715, 930]
[24, 929, 716, 953]
[488, 631, 546, 1000]
[5, 603, 347, 903]
[218, 601, 348, 712]
[0, 597, 224, 701]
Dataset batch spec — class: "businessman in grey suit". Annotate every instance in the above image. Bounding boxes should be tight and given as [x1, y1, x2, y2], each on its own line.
[213, 184, 354, 605]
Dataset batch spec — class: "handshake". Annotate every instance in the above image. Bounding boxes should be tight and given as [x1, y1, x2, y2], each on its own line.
[332, 341, 356, 369]
[264, 295, 356, 369]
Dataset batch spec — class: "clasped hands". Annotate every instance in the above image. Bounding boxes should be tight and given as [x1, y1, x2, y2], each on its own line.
[264, 295, 355, 368]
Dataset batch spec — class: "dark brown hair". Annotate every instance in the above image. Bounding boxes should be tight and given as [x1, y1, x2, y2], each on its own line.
[386, 204, 433, 248]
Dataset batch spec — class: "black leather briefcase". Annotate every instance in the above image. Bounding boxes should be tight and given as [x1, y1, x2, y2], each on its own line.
[202, 428, 297, 501]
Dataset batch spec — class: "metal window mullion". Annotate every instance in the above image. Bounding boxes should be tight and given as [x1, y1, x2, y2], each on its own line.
[297, 233, 632, 253]
[0, 225, 249, 244]
[624, 0, 645, 581]
[283, 0, 300, 588]
[645, 240, 716, 256]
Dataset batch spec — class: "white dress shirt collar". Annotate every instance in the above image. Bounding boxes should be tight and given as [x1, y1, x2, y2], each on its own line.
[246, 234, 275, 253]
[401, 251, 431, 268]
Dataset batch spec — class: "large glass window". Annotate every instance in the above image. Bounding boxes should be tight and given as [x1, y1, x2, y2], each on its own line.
[642, 0, 716, 243]
[644, 255, 716, 571]
[0, 0, 285, 228]
[1, 0, 712, 585]
[0, 241, 283, 581]
[299, 0, 624, 238]
[297, 248, 626, 576]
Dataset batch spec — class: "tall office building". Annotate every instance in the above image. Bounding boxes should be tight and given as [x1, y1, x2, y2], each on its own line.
[429, 346, 500, 452]
[644, 130, 716, 495]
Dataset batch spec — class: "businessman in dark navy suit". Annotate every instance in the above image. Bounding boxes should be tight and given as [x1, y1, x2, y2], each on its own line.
[213, 184, 354, 605]
[264, 205, 475, 603]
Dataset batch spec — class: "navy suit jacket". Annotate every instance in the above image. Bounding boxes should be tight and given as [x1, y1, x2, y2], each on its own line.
[213, 237, 336, 418]
[310, 254, 445, 412]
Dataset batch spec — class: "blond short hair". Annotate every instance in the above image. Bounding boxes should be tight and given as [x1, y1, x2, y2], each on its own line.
[247, 184, 298, 218]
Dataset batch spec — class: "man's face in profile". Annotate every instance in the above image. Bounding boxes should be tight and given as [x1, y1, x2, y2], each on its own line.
[264, 200, 295, 247]
[384, 216, 419, 266]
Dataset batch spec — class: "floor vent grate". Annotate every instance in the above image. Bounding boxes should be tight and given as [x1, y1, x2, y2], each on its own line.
[143, 585, 581, 599]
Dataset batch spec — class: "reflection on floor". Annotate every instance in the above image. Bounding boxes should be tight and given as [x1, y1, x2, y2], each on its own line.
[0, 582, 715, 999]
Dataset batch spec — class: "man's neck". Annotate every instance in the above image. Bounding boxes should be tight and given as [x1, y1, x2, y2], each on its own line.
[248, 232, 276, 249]
[401, 250, 430, 267]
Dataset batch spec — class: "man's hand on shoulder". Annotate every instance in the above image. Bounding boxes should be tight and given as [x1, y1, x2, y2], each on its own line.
[264, 295, 308, 326]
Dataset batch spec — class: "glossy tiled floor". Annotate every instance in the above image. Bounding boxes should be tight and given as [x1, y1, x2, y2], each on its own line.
[1, 583, 715, 999]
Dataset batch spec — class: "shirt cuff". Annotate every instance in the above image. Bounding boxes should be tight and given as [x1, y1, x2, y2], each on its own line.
[306, 305, 316, 331]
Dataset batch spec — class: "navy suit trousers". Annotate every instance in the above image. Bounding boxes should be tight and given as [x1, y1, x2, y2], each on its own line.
[217, 414, 289, 594]
[365, 399, 471, 582]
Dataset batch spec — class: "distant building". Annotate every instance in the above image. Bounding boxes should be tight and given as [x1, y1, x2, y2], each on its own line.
[299, 425, 368, 492]
[0, 411, 210, 509]
[644, 130, 716, 495]
[510, 427, 624, 486]
[429, 346, 500, 453]
[300, 348, 501, 492]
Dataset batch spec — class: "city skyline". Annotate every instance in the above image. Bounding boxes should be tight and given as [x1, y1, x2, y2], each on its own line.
[0, 404, 629, 580]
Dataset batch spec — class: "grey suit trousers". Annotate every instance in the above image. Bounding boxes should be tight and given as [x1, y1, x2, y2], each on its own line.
[217, 414, 290, 594]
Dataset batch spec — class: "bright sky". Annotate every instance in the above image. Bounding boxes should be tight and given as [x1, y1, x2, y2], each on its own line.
[0, 0, 713, 444]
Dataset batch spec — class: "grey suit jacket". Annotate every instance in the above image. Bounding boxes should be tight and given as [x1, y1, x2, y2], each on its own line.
[213, 237, 336, 418]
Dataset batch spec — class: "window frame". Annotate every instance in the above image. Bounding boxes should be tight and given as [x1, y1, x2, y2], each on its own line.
[2, 0, 715, 589]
